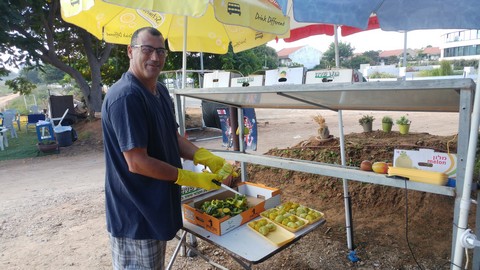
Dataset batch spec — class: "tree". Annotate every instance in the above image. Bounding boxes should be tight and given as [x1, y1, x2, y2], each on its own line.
[362, 50, 380, 65]
[346, 55, 372, 70]
[163, 45, 277, 76]
[0, 67, 10, 79]
[220, 45, 279, 76]
[0, 0, 114, 115]
[5, 77, 37, 95]
[39, 64, 67, 85]
[321, 42, 355, 68]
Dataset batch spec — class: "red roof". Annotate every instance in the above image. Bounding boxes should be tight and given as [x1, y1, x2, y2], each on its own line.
[379, 49, 405, 58]
[277, 46, 304, 58]
[423, 47, 440, 55]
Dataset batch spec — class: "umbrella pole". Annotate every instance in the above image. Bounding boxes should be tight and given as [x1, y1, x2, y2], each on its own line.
[338, 111, 354, 251]
[176, 16, 188, 137]
[334, 25, 340, 68]
[334, 24, 354, 250]
[402, 31, 407, 80]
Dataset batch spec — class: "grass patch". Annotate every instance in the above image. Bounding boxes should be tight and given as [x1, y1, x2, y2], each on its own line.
[0, 124, 58, 161]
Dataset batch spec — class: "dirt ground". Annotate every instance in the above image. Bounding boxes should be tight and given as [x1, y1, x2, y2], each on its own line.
[0, 105, 476, 270]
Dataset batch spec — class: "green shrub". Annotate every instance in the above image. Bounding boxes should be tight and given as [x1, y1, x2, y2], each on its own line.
[369, 72, 397, 78]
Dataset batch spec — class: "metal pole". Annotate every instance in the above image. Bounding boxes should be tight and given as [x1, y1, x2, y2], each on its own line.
[334, 25, 340, 68]
[237, 109, 247, 181]
[338, 111, 354, 250]
[452, 62, 480, 269]
[402, 31, 407, 76]
[175, 16, 188, 136]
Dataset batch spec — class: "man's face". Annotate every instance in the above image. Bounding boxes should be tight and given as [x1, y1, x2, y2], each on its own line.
[128, 30, 167, 82]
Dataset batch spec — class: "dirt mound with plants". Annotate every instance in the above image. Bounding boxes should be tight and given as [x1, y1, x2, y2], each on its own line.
[241, 131, 475, 269]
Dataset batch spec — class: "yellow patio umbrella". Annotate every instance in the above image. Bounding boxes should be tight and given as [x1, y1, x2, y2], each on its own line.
[60, 0, 289, 54]
[60, 0, 289, 135]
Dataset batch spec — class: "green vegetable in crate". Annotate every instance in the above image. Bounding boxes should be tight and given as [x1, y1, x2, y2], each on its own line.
[200, 194, 248, 218]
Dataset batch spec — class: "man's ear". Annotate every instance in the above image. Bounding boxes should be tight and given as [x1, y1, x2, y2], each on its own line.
[127, 45, 133, 59]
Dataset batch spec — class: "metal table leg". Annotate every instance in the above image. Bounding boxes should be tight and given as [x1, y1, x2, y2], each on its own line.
[167, 230, 229, 270]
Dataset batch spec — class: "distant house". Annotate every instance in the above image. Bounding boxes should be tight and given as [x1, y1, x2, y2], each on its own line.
[379, 49, 417, 60]
[421, 47, 441, 60]
[277, 45, 322, 69]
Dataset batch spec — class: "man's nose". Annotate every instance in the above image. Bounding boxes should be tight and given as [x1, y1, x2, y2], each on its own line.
[149, 52, 161, 60]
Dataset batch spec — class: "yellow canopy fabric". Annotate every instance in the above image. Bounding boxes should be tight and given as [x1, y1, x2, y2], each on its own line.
[60, 0, 289, 54]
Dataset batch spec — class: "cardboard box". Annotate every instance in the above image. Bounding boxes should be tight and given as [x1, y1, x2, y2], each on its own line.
[183, 182, 281, 235]
[305, 69, 364, 84]
[264, 67, 305, 86]
[230, 75, 264, 87]
[393, 148, 457, 178]
[203, 71, 241, 88]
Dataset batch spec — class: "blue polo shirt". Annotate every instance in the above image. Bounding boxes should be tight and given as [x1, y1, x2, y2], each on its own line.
[101, 72, 182, 240]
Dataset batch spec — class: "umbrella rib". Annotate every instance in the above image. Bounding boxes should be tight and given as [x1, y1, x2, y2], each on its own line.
[373, 0, 388, 14]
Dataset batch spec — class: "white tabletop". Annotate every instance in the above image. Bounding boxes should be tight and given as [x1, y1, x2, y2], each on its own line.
[182, 216, 325, 264]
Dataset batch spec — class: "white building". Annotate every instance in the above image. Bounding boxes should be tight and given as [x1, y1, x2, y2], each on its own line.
[440, 30, 480, 60]
[277, 45, 322, 69]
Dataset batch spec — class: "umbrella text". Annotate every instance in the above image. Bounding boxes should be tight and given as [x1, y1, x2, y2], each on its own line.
[255, 13, 285, 27]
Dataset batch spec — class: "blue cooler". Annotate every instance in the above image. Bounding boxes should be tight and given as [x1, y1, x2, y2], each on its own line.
[54, 126, 73, 147]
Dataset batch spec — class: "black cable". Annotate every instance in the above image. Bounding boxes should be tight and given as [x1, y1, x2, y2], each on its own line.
[448, 261, 467, 269]
[404, 179, 424, 270]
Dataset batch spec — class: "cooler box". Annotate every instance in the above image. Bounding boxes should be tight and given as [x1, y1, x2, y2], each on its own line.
[264, 67, 305, 86]
[183, 182, 281, 235]
[203, 71, 241, 88]
[54, 126, 73, 147]
[305, 69, 364, 84]
[230, 75, 264, 87]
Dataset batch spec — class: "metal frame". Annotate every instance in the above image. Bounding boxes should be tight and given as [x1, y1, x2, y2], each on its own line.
[173, 78, 477, 268]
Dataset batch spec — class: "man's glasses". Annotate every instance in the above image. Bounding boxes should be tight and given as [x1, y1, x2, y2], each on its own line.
[132, 45, 168, 57]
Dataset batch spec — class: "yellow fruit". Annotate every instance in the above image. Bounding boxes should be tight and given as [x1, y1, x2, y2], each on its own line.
[372, 162, 389, 174]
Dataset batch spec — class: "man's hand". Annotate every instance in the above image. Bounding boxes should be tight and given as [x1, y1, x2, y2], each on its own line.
[175, 169, 221, 190]
[193, 148, 225, 173]
[217, 162, 239, 179]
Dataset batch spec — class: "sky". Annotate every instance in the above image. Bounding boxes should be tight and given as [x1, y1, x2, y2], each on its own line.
[268, 29, 457, 53]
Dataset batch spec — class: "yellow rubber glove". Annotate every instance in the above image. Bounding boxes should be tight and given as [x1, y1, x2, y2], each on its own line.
[193, 148, 225, 174]
[217, 162, 239, 179]
[175, 169, 221, 191]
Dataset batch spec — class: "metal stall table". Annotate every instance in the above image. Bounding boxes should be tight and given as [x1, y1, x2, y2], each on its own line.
[173, 79, 477, 268]
[168, 215, 325, 270]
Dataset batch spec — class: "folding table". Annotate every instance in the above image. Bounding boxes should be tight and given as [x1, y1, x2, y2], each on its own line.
[167, 215, 326, 269]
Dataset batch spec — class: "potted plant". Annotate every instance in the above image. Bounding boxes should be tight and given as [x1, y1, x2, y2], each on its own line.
[381, 116, 394, 132]
[396, 115, 411, 135]
[37, 140, 59, 153]
[313, 115, 330, 140]
[358, 115, 374, 132]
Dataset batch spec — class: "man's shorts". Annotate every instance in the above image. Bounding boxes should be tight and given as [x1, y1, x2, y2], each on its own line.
[110, 234, 167, 270]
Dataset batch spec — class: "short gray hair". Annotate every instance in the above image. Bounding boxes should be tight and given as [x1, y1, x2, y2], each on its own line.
[130, 27, 163, 46]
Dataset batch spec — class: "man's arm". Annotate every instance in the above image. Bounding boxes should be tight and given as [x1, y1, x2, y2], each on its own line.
[123, 146, 221, 190]
[176, 131, 199, 160]
[123, 147, 179, 181]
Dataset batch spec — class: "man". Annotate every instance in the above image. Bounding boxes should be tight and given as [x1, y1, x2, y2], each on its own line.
[101, 27, 232, 269]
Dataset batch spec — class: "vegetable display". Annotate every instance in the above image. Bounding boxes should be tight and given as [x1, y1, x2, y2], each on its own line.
[248, 218, 276, 236]
[276, 202, 324, 222]
[200, 194, 249, 218]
